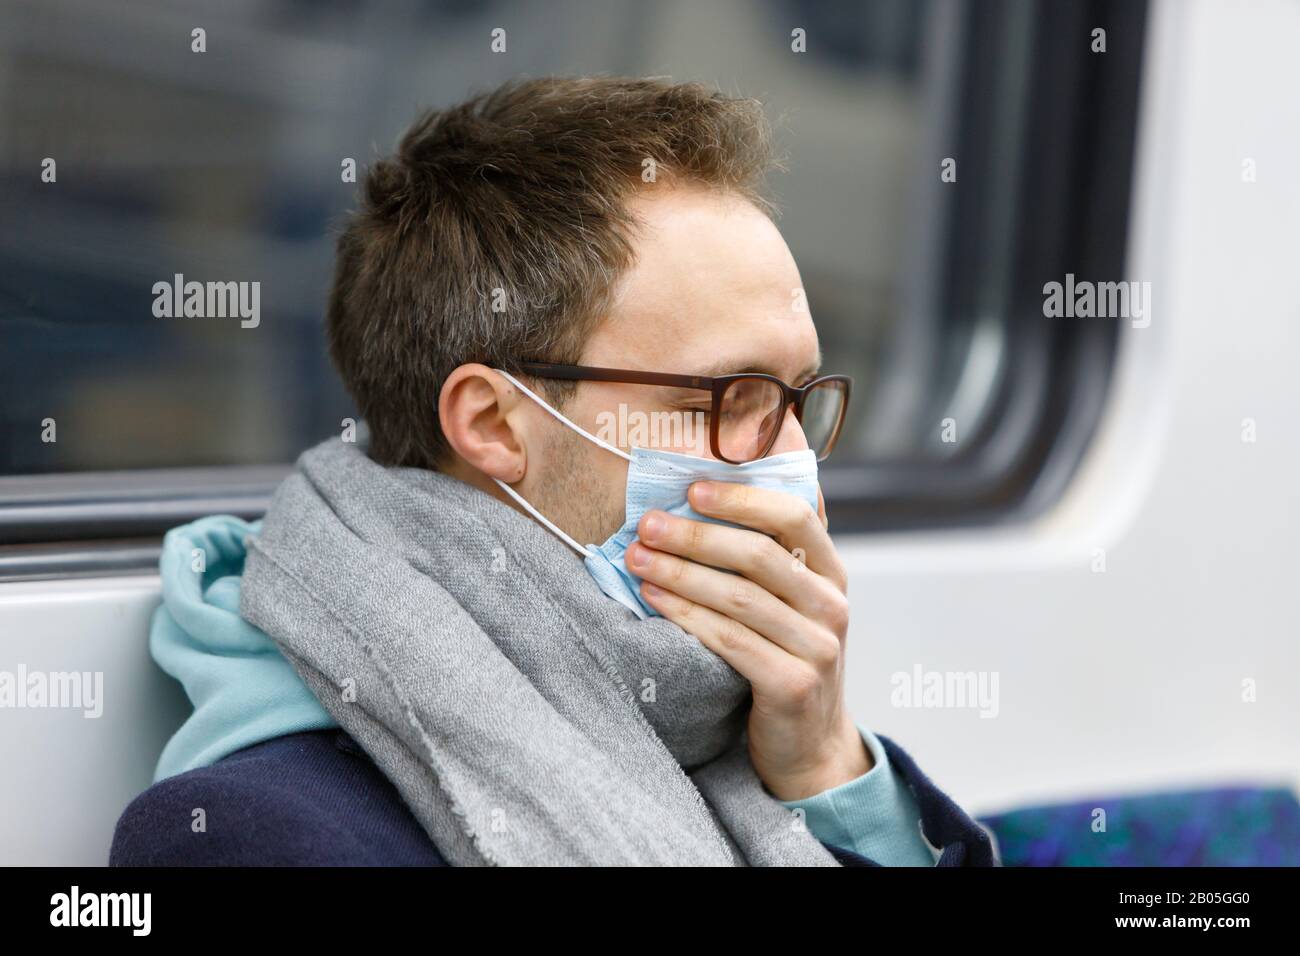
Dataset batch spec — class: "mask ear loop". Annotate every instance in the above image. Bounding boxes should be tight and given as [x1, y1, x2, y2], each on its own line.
[489, 368, 633, 558]
[493, 478, 594, 557]
[493, 368, 633, 462]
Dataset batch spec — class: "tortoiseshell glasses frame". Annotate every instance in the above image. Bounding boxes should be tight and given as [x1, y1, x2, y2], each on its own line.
[516, 362, 852, 464]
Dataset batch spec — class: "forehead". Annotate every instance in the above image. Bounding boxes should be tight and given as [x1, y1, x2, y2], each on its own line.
[582, 186, 820, 379]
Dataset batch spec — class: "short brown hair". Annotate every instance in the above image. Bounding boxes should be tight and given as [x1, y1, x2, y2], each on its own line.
[326, 75, 780, 469]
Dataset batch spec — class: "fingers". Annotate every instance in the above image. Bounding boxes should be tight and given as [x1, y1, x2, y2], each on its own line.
[628, 540, 842, 665]
[634, 511, 848, 629]
[636, 574, 818, 696]
[686, 481, 846, 591]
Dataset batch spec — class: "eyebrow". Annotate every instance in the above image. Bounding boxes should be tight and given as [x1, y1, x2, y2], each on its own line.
[690, 348, 824, 384]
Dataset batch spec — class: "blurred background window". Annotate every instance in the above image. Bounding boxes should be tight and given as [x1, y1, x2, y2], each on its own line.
[0, 0, 1146, 559]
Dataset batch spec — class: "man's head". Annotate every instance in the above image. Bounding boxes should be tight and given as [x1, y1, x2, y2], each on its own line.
[327, 76, 821, 546]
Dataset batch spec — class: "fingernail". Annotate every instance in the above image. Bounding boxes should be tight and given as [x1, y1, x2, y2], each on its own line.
[641, 512, 664, 540]
[628, 543, 651, 569]
[643, 582, 663, 597]
[692, 482, 714, 506]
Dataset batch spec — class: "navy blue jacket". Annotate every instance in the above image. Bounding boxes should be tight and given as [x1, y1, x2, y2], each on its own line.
[110, 729, 997, 866]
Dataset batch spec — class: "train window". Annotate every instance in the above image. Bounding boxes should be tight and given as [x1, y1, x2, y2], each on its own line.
[0, 0, 1147, 578]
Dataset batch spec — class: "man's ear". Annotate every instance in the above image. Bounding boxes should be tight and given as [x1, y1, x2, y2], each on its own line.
[438, 364, 528, 482]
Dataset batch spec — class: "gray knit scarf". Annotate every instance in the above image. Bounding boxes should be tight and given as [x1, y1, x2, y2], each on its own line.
[239, 437, 839, 866]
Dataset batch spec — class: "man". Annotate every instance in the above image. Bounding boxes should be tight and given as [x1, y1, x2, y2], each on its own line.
[111, 76, 996, 867]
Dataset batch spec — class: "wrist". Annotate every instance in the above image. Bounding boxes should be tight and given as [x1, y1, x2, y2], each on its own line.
[768, 718, 874, 801]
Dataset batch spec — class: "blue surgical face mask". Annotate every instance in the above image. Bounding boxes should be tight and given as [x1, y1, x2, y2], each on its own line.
[492, 368, 822, 619]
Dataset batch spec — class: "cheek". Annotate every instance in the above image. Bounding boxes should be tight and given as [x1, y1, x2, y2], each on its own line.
[594, 453, 631, 535]
[660, 410, 711, 457]
[536, 428, 629, 543]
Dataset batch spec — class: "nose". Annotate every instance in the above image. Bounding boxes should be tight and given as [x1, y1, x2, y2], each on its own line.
[768, 404, 810, 456]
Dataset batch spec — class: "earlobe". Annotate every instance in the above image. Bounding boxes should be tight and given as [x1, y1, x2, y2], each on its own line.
[438, 364, 528, 482]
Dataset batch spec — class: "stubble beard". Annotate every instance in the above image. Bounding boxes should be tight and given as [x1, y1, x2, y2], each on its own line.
[534, 423, 626, 550]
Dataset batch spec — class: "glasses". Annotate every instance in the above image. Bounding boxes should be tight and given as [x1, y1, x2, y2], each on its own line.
[517, 362, 852, 464]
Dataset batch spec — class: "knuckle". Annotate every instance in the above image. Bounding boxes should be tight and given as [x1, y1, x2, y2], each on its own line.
[824, 552, 849, 591]
[780, 502, 817, 540]
[686, 517, 707, 553]
[820, 590, 850, 635]
[800, 501, 822, 535]
[747, 532, 776, 574]
[727, 483, 752, 515]
[808, 631, 842, 672]
[665, 555, 689, 587]
[831, 565, 849, 594]
[782, 665, 820, 705]
[731, 483, 750, 506]
[729, 576, 758, 611]
[717, 616, 750, 653]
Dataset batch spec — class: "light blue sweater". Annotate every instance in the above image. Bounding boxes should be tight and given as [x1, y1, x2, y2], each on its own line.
[778, 725, 939, 866]
[153, 514, 937, 865]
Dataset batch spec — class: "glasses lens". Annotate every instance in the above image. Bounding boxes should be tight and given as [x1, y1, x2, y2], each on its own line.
[717, 377, 785, 462]
[800, 379, 848, 460]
